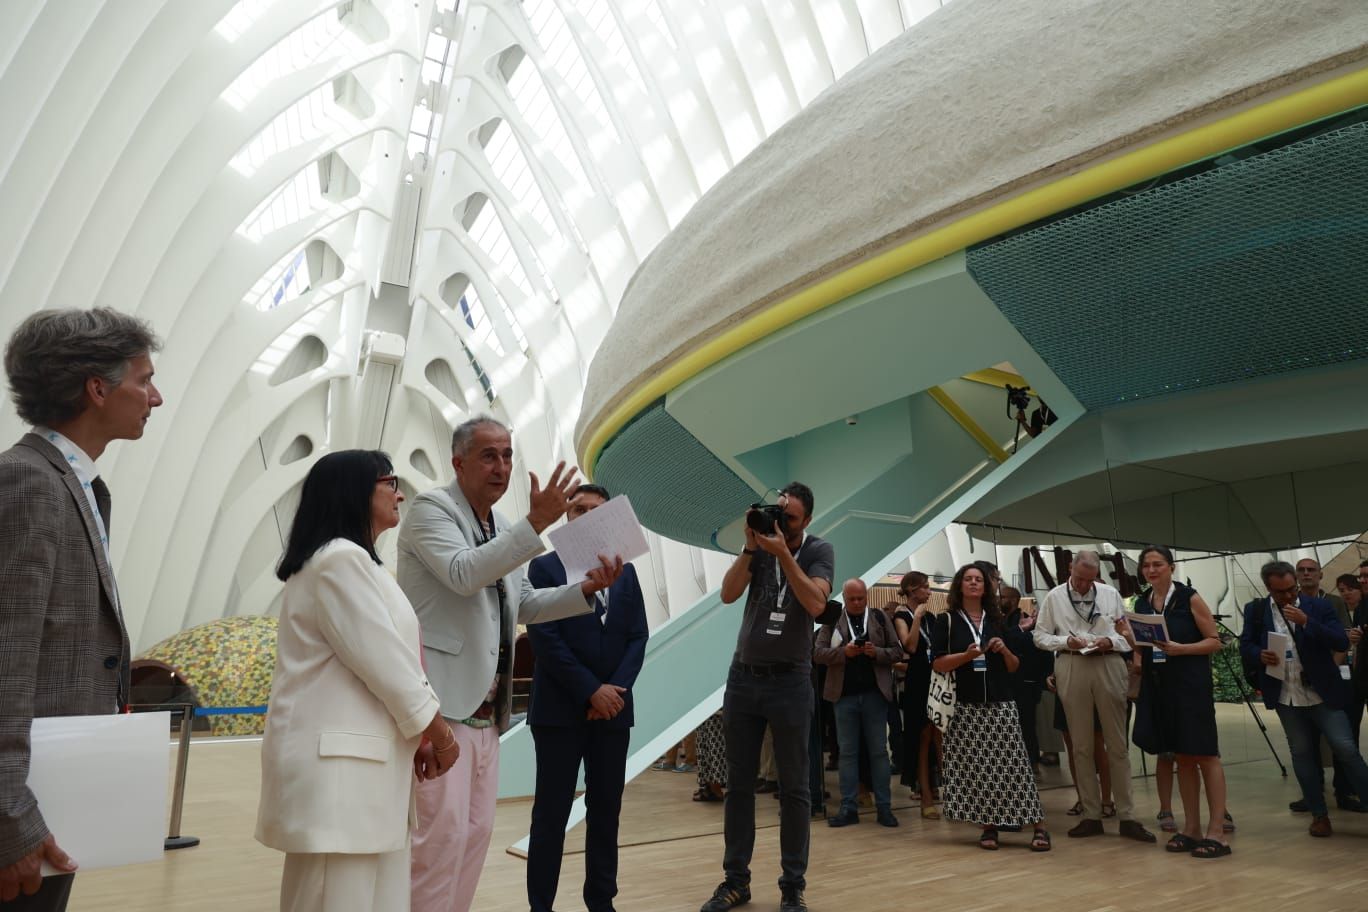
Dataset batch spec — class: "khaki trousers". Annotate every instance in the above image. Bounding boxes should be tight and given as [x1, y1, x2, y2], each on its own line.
[1055, 652, 1134, 821]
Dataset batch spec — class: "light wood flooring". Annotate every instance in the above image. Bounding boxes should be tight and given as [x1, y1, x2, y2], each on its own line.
[68, 704, 1368, 911]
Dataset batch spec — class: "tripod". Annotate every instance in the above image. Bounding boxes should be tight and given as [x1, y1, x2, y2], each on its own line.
[1212, 615, 1287, 776]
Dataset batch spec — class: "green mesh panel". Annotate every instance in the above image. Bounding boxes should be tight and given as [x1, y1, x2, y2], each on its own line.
[593, 403, 757, 550]
[967, 116, 1368, 408]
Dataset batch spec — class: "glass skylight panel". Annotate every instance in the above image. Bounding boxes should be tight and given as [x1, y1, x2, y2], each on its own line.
[469, 203, 533, 297]
[237, 164, 327, 241]
[484, 120, 561, 255]
[456, 284, 505, 358]
[506, 56, 587, 187]
[524, 0, 619, 147]
[223, 8, 349, 110]
[250, 247, 312, 312]
[230, 83, 353, 176]
[640, 0, 677, 50]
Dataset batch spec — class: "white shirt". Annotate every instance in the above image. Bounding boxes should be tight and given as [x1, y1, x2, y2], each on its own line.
[1033, 580, 1131, 654]
[1268, 597, 1322, 708]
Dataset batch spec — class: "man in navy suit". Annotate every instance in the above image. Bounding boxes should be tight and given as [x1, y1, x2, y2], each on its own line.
[1241, 560, 1368, 838]
[526, 484, 649, 912]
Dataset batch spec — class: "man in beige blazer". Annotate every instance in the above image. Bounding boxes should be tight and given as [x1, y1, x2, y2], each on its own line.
[398, 416, 621, 912]
[0, 308, 162, 910]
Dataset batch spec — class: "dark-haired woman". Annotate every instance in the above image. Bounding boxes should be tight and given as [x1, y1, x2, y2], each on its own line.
[257, 450, 458, 911]
[931, 564, 1048, 851]
[893, 571, 941, 817]
[1118, 544, 1231, 859]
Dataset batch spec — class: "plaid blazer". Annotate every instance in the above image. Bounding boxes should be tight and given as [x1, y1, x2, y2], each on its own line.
[0, 433, 129, 865]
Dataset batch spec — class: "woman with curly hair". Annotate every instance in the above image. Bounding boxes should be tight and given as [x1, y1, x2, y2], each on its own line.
[931, 564, 1048, 851]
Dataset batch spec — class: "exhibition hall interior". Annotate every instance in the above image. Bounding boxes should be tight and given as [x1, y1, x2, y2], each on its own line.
[2, 0, 1367, 910]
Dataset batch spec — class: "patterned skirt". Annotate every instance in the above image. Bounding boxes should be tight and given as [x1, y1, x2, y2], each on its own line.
[942, 701, 1044, 827]
[696, 711, 727, 788]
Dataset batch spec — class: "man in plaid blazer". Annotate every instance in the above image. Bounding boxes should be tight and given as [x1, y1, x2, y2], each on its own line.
[0, 308, 162, 910]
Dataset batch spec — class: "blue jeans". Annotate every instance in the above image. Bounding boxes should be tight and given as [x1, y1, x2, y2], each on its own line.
[833, 690, 892, 813]
[1275, 702, 1368, 817]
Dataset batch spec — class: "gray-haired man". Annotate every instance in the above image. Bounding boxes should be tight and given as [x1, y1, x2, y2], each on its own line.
[1033, 550, 1154, 842]
[0, 308, 163, 910]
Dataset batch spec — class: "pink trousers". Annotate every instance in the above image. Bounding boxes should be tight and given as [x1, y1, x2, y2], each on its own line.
[410, 724, 500, 912]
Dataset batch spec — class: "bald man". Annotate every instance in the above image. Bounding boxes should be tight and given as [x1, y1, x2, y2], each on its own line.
[813, 579, 903, 828]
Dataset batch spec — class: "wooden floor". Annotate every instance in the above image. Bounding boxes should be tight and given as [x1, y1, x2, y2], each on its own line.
[69, 704, 1368, 911]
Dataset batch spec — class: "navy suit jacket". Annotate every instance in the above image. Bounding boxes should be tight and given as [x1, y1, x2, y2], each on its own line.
[1240, 595, 1350, 710]
[526, 554, 648, 728]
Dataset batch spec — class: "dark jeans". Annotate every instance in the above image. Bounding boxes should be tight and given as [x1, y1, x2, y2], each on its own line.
[723, 664, 812, 892]
[834, 691, 892, 812]
[527, 725, 630, 912]
[1332, 697, 1366, 800]
[4, 874, 73, 911]
[808, 679, 824, 809]
[1276, 702, 1368, 817]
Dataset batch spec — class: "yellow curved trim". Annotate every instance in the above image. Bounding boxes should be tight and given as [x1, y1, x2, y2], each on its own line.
[962, 368, 1030, 391]
[927, 386, 1010, 465]
[582, 65, 1368, 474]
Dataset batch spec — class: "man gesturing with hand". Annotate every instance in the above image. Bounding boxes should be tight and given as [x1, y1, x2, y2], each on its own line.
[398, 417, 621, 912]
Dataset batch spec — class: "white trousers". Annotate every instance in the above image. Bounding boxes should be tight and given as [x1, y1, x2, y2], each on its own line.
[410, 724, 501, 912]
[280, 848, 409, 912]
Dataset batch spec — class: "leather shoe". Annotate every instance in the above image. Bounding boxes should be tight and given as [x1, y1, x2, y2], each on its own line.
[1119, 820, 1157, 843]
[1309, 815, 1333, 837]
[1289, 798, 1310, 813]
[1336, 795, 1367, 813]
[876, 808, 899, 827]
[826, 809, 860, 827]
[1067, 818, 1104, 838]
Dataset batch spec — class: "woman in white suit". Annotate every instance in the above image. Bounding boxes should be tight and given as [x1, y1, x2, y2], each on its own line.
[257, 450, 459, 912]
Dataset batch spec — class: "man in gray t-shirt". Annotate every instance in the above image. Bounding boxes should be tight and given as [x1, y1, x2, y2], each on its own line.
[699, 482, 834, 912]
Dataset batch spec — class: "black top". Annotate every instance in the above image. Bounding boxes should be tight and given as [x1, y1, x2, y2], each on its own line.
[735, 535, 835, 668]
[841, 612, 877, 697]
[930, 610, 1017, 704]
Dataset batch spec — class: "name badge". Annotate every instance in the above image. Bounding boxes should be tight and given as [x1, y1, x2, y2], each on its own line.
[971, 655, 987, 672]
[765, 611, 786, 636]
[1153, 648, 1167, 665]
[1285, 649, 1294, 664]
[1341, 665, 1353, 681]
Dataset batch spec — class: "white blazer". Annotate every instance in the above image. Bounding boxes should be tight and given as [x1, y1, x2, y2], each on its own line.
[256, 539, 440, 855]
[396, 481, 591, 729]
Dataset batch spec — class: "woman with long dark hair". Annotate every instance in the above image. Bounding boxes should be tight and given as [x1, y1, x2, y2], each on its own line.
[1117, 544, 1231, 858]
[257, 450, 459, 911]
[892, 571, 941, 817]
[931, 564, 1048, 851]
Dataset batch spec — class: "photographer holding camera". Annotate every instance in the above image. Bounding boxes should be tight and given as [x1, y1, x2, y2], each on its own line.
[814, 579, 903, 828]
[1009, 384, 1056, 440]
[699, 483, 833, 912]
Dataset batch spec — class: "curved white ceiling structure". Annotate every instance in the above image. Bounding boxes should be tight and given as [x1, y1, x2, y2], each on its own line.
[0, 0, 945, 651]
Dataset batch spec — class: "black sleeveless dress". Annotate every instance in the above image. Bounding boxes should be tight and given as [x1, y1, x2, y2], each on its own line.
[1132, 583, 1219, 757]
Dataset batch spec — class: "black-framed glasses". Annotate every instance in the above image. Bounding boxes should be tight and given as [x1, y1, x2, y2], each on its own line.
[376, 475, 398, 491]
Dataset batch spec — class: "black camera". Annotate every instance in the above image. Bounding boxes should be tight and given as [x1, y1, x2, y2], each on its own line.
[1006, 384, 1031, 412]
[746, 503, 786, 534]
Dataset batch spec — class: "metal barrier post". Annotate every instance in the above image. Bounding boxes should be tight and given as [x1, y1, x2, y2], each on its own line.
[165, 704, 200, 850]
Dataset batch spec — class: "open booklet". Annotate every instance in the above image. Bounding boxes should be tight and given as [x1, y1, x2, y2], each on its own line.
[1123, 612, 1170, 647]
[547, 493, 649, 582]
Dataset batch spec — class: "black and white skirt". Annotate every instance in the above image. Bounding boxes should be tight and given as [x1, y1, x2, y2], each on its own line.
[942, 701, 1044, 827]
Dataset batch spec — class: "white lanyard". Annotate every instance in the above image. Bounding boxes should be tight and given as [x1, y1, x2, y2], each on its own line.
[958, 609, 985, 642]
[843, 610, 868, 642]
[774, 534, 807, 609]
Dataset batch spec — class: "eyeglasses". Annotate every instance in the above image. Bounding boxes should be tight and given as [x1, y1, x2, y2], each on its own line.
[1268, 584, 1299, 597]
[376, 475, 398, 491]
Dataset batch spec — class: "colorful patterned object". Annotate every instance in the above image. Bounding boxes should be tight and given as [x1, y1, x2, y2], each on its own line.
[136, 616, 278, 735]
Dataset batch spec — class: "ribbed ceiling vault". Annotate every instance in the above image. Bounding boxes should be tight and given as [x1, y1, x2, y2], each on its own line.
[0, 0, 946, 650]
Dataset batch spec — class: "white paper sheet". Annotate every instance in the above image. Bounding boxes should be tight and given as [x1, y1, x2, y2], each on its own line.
[547, 494, 649, 584]
[1265, 632, 1289, 681]
[28, 712, 170, 874]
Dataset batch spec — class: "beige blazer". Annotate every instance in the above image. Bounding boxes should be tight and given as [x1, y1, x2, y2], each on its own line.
[814, 608, 904, 704]
[256, 539, 440, 855]
[396, 481, 592, 730]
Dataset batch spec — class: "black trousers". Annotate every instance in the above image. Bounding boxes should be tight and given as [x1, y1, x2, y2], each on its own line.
[527, 725, 630, 912]
[722, 665, 812, 892]
[4, 874, 73, 911]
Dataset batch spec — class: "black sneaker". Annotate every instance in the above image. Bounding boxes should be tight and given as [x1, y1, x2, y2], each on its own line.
[700, 882, 751, 912]
[1289, 798, 1310, 813]
[876, 808, 899, 827]
[826, 808, 859, 827]
[779, 886, 808, 912]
